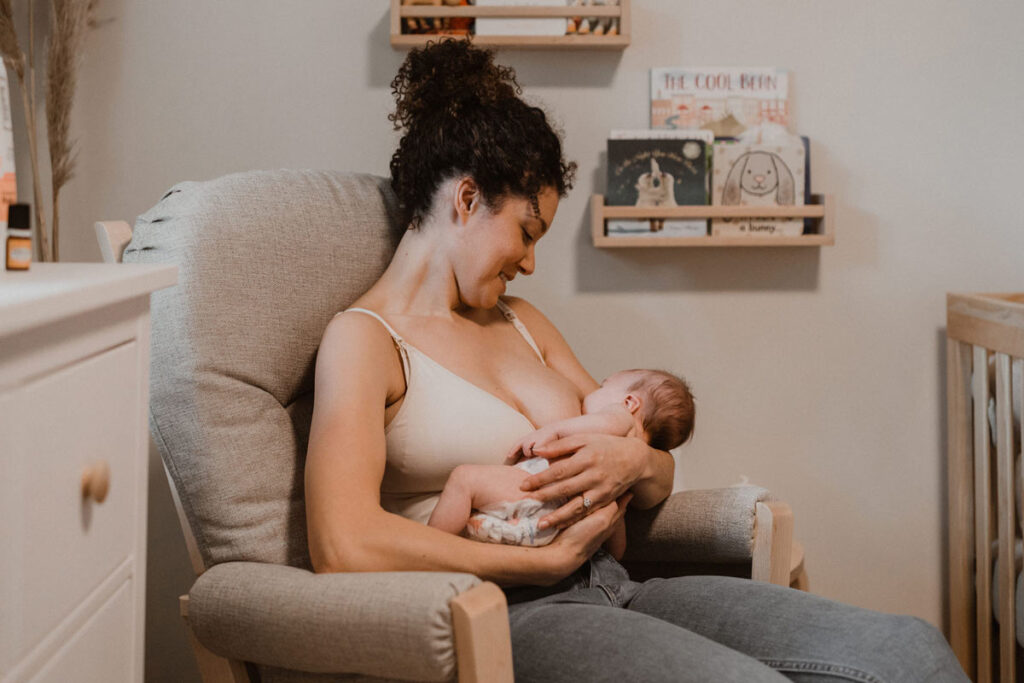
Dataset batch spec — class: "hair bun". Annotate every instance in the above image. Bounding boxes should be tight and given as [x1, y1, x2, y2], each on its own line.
[390, 39, 521, 131]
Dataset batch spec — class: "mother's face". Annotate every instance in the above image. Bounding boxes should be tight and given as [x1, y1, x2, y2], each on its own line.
[454, 185, 559, 309]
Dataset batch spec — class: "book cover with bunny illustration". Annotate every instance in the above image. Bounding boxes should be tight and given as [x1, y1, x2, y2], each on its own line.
[711, 140, 805, 237]
[605, 130, 711, 237]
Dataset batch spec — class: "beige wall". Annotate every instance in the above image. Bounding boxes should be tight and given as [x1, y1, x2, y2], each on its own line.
[21, 0, 1022, 679]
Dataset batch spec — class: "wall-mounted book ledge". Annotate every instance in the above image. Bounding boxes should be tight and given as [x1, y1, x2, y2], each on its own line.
[390, 0, 631, 50]
[591, 193, 835, 248]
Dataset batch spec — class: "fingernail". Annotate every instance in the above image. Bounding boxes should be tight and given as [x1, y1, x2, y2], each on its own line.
[520, 482, 531, 491]
[538, 521, 549, 530]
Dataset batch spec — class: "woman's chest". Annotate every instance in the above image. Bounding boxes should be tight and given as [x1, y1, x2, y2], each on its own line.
[394, 316, 583, 428]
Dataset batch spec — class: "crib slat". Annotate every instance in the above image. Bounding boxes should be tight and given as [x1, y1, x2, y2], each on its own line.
[973, 345, 994, 683]
[948, 340, 976, 676]
[994, 353, 1016, 682]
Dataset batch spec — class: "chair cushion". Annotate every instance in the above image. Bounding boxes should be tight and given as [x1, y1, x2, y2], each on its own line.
[623, 486, 769, 564]
[187, 562, 479, 681]
[124, 170, 403, 568]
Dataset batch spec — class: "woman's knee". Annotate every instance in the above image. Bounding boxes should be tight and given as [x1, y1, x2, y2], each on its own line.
[882, 616, 967, 682]
[625, 577, 967, 682]
[812, 613, 967, 683]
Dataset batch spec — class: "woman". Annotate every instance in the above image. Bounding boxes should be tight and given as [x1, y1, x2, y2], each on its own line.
[304, 40, 966, 682]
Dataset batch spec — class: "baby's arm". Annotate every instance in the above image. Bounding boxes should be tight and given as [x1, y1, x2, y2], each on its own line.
[507, 410, 635, 463]
[427, 464, 532, 535]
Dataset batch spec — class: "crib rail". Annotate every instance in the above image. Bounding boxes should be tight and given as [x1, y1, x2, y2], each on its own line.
[947, 293, 1024, 682]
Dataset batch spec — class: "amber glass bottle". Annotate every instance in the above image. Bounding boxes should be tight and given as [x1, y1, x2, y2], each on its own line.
[5, 203, 31, 270]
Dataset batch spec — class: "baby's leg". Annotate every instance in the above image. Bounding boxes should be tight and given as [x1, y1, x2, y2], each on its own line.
[427, 464, 531, 535]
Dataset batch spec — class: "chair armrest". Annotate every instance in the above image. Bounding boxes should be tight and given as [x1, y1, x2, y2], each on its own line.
[185, 561, 493, 680]
[623, 485, 771, 564]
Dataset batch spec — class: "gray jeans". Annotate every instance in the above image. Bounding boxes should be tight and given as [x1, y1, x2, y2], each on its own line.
[503, 551, 967, 683]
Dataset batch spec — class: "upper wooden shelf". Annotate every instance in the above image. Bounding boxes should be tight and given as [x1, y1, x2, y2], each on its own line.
[591, 194, 836, 248]
[389, 0, 631, 50]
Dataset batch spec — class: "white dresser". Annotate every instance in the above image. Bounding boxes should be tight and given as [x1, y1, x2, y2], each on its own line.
[0, 263, 177, 683]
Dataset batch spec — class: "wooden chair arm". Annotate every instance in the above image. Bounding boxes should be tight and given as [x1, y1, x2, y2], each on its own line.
[180, 572, 513, 683]
[752, 500, 794, 586]
[450, 582, 514, 683]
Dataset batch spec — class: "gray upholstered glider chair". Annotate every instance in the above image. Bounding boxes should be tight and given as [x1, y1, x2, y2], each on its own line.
[104, 169, 802, 683]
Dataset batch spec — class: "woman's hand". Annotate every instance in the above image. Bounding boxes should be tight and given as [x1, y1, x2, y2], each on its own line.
[540, 491, 633, 582]
[519, 433, 657, 531]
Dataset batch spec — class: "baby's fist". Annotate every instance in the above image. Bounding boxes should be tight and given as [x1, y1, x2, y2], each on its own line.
[505, 427, 558, 464]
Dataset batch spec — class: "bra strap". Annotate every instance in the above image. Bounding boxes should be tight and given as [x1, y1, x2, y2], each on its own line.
[495, 299, 546, 366]
[340, 308, 411, 381]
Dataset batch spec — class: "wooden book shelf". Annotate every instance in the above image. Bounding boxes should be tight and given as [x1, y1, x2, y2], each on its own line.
[390, 0, 630, 50]
[591, 194, 835, 248]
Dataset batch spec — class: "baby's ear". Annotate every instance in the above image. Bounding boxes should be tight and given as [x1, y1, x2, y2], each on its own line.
[623, 393, 642, 414]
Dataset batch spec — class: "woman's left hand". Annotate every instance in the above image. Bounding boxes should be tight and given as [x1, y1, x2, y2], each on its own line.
[518, 433, 651, 531]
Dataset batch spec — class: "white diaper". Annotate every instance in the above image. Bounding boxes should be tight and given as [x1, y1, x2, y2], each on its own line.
[464, 457, 564, 547]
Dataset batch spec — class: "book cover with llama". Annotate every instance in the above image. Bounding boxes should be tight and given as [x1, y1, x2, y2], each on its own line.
[605, 129, 712, 237]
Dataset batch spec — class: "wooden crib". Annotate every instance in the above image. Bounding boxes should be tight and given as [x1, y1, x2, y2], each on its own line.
[948, 293, 1024, 683]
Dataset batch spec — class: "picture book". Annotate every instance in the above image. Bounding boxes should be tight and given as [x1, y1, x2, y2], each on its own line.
[710, 139, 805, 237]
[651, 67, 789, 137]
[475, 0, 567, 36]
[605, 129, 712, 237]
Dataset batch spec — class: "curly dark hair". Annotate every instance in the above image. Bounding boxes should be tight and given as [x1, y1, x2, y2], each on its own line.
[389, 39, 576, 229]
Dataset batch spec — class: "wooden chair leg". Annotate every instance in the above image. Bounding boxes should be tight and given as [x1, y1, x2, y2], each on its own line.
[450, 582, 514, 683]
[180, 595, 251, 683]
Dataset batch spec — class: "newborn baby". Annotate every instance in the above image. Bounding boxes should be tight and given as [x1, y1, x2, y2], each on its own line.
[427, 369, 694, 557]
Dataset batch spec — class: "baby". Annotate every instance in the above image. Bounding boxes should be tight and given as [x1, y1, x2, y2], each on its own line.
[427, 369, 695, 558]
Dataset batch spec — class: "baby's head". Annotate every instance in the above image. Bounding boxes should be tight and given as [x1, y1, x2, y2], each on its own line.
[584, 369, 695, 451]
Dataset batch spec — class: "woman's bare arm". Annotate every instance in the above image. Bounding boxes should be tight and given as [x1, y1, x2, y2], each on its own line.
[304, 313, 621, 585]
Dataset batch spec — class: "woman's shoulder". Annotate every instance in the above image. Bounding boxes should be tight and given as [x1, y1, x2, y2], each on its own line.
[317, 308, 407, 399]
[499, 296, 554, 334]
[323, 306, 396, 346]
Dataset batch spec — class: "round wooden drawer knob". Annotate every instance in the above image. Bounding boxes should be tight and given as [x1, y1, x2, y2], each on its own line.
[81, 461, 110, 503]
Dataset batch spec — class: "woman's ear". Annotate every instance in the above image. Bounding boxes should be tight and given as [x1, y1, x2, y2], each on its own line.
[454, 177, 481, 224]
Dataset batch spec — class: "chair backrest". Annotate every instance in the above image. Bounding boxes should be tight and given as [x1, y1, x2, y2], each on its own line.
[96, 220, 209, 574]
[122, 170, 403, 570]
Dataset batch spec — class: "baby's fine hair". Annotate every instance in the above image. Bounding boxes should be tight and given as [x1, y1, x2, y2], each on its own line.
[627, 369, 695, 451]
[388, 39, 576, 230]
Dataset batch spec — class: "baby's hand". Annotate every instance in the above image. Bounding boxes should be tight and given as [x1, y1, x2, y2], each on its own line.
[505, 426, 560, 464]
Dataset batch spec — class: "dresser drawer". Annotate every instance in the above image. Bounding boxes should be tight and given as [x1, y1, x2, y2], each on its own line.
[0, 342, 140, 671]
[30, 579, 134, 683]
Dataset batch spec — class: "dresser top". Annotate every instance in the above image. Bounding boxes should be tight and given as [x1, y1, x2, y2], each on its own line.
[0, 262, 178, 337]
